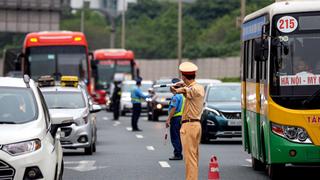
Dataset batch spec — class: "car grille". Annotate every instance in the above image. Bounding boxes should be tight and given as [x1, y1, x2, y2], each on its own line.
[61, 127, 72, 137]
[0, 160, 15, 180]
[221, 112, 241, 120]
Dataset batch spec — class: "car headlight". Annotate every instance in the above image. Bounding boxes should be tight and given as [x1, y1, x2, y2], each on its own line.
[207, 120, 216, 126]
[271, 122, 312, 144]
[2, 139, 41, 156]
[204, 107, 220, 116]
[75, 116, 88, 126]
[156, 104, 162, 109]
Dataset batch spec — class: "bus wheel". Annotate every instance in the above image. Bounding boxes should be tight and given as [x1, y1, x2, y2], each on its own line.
[251, 156, 265, 171]
[267, 164, 284, 179]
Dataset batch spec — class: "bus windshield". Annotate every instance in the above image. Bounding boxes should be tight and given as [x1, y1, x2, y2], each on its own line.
[26, 46, 88, 80]
[95, 60, 133, 90]
[271, 13, 320, 109]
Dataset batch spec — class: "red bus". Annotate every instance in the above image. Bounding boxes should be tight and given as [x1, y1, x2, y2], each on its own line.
[19, 31, 94, 94]
[92, 49, 139, 104]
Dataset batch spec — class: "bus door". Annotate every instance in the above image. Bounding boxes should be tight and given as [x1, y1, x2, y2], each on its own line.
[246, 39, 266, 160]
[255, 36, 269, 163]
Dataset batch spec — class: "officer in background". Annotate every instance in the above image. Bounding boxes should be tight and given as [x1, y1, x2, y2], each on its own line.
[131, 77, 148, 131]
[166, 78, 184, 161]
[111, 82, 121, 120]
[172, 62, 204, 180]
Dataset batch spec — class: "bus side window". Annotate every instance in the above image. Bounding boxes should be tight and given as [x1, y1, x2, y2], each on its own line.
[247, 41, 252, 80]
[242, 41, 248, 81]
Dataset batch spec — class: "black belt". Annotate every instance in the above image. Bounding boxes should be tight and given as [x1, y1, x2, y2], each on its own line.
[182, 119, 200, 124]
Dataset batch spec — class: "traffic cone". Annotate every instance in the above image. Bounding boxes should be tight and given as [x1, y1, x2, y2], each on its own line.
[208, 156, 220, 180]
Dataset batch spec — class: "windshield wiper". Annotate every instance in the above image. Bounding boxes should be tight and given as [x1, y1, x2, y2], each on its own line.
[50, 106, 67, 109]
[302, 88, 320, 107]
[0, 121, 16, 124]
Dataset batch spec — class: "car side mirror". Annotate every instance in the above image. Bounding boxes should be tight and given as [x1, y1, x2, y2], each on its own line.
[90, 104, 102, 113]
[16, 53, 24, 70]
[50, 113, 74, 136]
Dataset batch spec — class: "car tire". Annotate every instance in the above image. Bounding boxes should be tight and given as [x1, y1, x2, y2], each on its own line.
[84, 144, 93, 155]
[148, 114, 152, 121]
[121, 111, 126, 116]
[93, 143, 96, 153]
[152, 110, 159, 121]
[252, 156, 265, 171]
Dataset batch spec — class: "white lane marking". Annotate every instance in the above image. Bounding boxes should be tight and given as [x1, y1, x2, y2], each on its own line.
[102, 117, 109, 121]
[246, 158, 252, 164]
[146, 146, 155, 151]
[136, 134, 144, 139]
[64, 161, 79, 165]
[159, 161, 171, 168]
[126, 127, 132, 131]
[65, 161, 109, 172]
[142, 117, 148, 121]
[113, 121, 121, 127]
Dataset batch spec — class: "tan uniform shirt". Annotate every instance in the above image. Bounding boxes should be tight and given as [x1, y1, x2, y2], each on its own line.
[176, 81, 204, 120]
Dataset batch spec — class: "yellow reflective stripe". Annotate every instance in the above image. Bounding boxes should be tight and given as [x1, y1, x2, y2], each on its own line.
[131, 98, 142, 103]
[174, 96, 185, 117]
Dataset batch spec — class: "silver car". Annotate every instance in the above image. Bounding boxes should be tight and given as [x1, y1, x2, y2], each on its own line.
[120, 80, 153, 116]
[41, 85, 101, 155]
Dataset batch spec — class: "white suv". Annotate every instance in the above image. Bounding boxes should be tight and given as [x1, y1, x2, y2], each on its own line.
[0, 76, 72, 180]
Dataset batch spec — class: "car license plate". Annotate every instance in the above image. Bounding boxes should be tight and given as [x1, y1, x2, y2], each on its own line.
[228, 119, 241, 126]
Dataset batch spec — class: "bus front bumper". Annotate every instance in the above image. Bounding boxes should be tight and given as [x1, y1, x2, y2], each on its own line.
[269, 132, 320, 164]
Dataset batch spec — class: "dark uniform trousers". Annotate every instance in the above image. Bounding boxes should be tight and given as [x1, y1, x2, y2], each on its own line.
[132, 103, 141, 130]
[170, 116, 183, 158]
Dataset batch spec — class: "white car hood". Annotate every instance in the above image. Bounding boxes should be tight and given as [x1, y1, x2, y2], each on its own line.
[0, 120, 44, 145]
[49, 108, 88, 120]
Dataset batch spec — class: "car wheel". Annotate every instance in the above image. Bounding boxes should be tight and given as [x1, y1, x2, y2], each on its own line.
[267, 164, 284, 179]
[93, 143, 96, 153]
[121, 111, 126, 116]
[148, 114, 152, 121]
[152, 110, 159, 121]
[84, 144, 93, 155]
[252, 156, 265, 171]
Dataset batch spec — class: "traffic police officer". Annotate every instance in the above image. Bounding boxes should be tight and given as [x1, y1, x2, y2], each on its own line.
[166, 78, 185, 160]
[172, 62, 204, 180]
[131, 77, 148, 131]
[111, 80, 122, 120]
[111, 73, 124, 120]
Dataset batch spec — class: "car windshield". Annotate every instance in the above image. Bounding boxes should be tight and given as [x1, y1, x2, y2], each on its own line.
[207, 85, 241, 102]
[43, 91, 86, 109]
[155, 80, 171, 92]
[27, 46, 88, 80]
[0, 87, 38, 124]
[122, 83, 152, 92]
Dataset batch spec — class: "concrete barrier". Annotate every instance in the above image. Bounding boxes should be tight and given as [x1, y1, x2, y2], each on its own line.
[136, 57, 240, 80]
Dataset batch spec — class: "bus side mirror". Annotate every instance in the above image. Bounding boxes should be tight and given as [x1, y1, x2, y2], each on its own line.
[254, 39, 268, 62]
[16, 53, 24, 69]
[88, 52, 94, 61]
